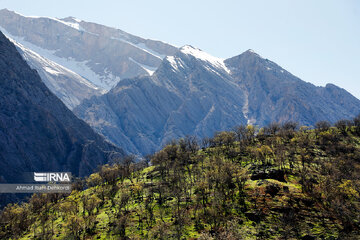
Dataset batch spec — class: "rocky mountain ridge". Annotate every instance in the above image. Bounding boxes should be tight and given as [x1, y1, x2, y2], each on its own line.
[75, 46, 360, 155]
[1, 9, 359, 157]
[225, 50, 360, 126]
[0, 9, 178, 107]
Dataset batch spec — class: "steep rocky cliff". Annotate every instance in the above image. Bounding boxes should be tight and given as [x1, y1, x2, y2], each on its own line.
[0, 30, 124, 186]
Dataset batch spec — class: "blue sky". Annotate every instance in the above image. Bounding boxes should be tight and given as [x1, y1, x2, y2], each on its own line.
[0, 0, 359, 98]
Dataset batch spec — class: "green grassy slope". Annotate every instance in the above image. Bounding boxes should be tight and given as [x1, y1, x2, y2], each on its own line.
[1, 121, 360, 239]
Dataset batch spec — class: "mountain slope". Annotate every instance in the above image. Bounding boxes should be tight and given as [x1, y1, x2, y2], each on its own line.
[75, 46, 248, 155]
[75, 47, 360, 156]
[224, 50, 360, 126]
[2, 123, 360, 239]
[0, 9, 178, 91]
[11, 38, 102, 109]
[0, 30, 124, 187]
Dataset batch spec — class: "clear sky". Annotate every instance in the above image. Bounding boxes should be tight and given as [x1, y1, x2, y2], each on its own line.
[0, 0, 359, 98]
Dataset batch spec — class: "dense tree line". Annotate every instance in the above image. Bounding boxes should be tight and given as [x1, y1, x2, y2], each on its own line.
[1, 116, 360, 239]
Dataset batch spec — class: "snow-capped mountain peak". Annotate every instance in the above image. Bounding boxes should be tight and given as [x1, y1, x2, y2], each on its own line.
[179, 45, 230, 74]
[0, 9, 178, 93]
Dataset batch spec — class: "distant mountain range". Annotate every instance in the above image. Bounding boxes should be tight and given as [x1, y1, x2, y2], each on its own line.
[0, 9, 359, 156]
[224, 50, 360, 126]
[74, 46, 360, 155]
[0, 8, 177, 108]
[75, 46, 248, 154]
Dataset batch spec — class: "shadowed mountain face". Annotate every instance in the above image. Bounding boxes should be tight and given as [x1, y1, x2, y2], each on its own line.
[0, 30, 125, 187]
[75, 47, 360, 156]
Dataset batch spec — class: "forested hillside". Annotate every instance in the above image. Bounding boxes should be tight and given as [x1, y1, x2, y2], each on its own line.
[1, 117, 360, 239]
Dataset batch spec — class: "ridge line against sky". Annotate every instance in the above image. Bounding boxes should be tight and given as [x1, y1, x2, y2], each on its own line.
[0, 0, 359, 99]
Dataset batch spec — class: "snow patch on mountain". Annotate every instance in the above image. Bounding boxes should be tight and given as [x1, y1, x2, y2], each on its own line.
[165, 56, 187, 72]
[9, 37, 99, 90]
[0, 26, 118, 91]
[63, 17, 82, 23]
[7, 36, 102, 109]
[24, 14, 86, 31]
[11, 11, 87, 33]
[44, 66, 61, 75]
[5, 10, 95, 35]
[129, 57, 157, 75]
[60, 20, 84, 31]
[111, 37, 164, 60]
[180, 45, 230, 74]
[135, 42, 166, 59]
